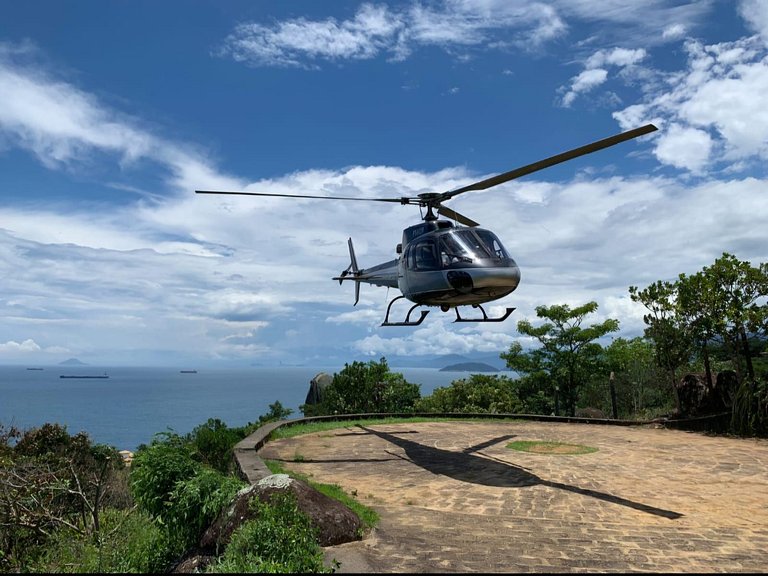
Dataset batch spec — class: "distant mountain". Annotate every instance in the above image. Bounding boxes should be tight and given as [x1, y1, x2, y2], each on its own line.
[59, 358, 87, 366]
[439, 362, 499, 372]
[386, 352, 509, 370]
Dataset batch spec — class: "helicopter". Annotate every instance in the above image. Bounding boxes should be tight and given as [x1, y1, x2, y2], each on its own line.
[197, 123, 657, 326]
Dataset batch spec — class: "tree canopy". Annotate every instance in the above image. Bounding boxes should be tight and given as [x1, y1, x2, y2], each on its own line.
[501, 301, 619, 416]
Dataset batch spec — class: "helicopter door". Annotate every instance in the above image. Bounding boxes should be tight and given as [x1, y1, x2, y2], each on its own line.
[410, 239, 439, 271]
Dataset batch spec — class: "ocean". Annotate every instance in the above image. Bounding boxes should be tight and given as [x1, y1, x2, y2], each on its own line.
[0, 365, 464, 451]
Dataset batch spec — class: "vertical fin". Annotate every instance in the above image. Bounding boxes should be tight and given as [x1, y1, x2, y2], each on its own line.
[348, 238, 360, 305]
[347, 237, 359, 273]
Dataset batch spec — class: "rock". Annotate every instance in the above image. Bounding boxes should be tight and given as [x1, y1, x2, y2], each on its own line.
[304, 372, 333, 405]
[575, 407, 606, 419]
[201, 474, 363, 552]
[675, 370, 737, 418]
[168, 548, 216, 573]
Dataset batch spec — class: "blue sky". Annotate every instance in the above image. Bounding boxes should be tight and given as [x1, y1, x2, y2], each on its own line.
[1, 0, 767, 367]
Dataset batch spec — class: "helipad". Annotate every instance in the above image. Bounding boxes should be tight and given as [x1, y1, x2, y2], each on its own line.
[255, 420, 768, 573]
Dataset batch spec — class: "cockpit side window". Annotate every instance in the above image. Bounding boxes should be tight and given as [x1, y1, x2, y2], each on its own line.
[411, 239, 439, 270]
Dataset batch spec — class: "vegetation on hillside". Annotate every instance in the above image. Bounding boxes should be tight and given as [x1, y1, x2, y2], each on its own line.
[0, 410, 339, 573]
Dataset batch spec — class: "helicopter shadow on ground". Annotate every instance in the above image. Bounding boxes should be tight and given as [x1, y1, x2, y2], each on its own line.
[326, 425, 682, 520]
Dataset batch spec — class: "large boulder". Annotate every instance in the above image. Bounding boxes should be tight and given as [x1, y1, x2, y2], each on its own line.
[200, 474, 363, 552]
[675, 370, 737, 418]
[304, 372, 333, 406]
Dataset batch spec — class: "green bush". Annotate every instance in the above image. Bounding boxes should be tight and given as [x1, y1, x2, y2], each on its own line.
[187, 418, 244, 474]
[30, 508, 171, 573]
[307, 358, 421, 416]
[731, 377, 768, 436]
[130, 429, 246, 554]
[207, 493, 332, 573]
[415, 374, 523, 414]
[129, 431, 201, 519]
[0, 423, 128, 572]
[165, 468, 245, 552]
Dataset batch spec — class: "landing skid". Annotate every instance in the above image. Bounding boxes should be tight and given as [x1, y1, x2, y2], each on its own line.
[453, 304, 516, 323]
[381, 297, 515, 326]
[381, 295, 429, 327]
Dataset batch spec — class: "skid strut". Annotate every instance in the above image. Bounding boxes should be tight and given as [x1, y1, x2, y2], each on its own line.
[453, 304, 516, 323]
[381, 295, 429, 327]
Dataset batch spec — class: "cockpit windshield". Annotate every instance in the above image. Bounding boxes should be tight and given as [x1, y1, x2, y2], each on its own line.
[438, 229, 509, 266]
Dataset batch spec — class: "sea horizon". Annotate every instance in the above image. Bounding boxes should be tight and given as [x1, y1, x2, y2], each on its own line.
[1, 364, 476, 452]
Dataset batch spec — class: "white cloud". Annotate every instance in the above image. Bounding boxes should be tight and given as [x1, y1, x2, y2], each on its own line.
[739, 0, 768, 44]
[0, 42, 241, 195]
[613, 35, 768, 172]
[585, 47, 647, 68]
[662, 24, 687, 41]
[560, 47, 646, 107]
[216, 1, 708, 68]
[0, 338, 41, 354]
[561, 68, 608, 107]
[652, 123, 712, 172]
[219, 4, 404, 67]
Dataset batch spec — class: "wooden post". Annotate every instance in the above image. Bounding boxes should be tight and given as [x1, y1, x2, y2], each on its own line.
[609, 371, 618, 419]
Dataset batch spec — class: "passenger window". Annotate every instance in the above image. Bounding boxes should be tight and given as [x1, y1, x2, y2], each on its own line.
[414, 241, 438, 270]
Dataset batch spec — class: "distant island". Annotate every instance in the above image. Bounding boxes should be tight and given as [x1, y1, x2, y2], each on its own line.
[59, 358, 88, 366]
[439, 362, 499, 372]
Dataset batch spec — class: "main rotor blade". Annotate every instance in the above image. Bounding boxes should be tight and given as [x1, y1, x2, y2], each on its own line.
[196, 190, 406, 203]
[437, 205, 479, 227]
[441, 123, 658, 200]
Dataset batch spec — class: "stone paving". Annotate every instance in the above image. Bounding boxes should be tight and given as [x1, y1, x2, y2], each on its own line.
[255, 420, 768, 573]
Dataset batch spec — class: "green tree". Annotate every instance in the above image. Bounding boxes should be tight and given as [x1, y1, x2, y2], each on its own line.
[601, 337, 671, 418]
[676, 270, 721, 389]
[316, 358, 420, 415]
[258, 400, 294, 424]
[415, 374, 523, 414]
[0, 424, 128, 572]
[700, 253, 768, 382]
[629, 280, 692, 412]
[501, 302, 619, 416]
[129, 431, 201, 520]
[187, 418, 243, 474]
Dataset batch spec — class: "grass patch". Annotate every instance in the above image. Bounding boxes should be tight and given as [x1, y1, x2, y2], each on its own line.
[264, 459, 379, 532]
[507, 440, 598, 455]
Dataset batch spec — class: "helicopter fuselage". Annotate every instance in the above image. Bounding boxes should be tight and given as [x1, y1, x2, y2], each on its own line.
[345, 220, 520, 310]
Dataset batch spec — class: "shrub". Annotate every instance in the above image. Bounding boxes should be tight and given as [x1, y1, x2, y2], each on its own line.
[731, 377, 768, 436]
[187, 418, 243, 474]
[0, 423, 128, 572]
[130, 428, 247, 555]
[207, 492, 332, 573]
[165, 468, 245, 552]
[129, 431, 201, 519]
[308, 358, 421, 416]
[415, 374, 523, 414]
[31, 508, 171, 573]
